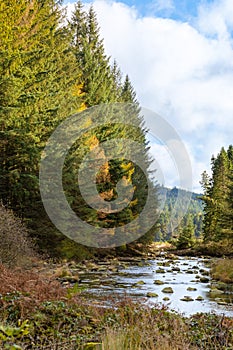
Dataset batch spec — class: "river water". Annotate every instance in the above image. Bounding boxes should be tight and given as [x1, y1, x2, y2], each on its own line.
[79, 256, 233, 317]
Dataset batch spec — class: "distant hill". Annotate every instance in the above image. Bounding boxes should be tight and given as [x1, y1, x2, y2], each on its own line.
[156, 186, 204, 241]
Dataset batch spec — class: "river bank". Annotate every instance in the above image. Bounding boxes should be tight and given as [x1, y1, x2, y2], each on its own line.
[0, 244, 232, 349]
[20, 247, 231, 320]
[0, 261, 232, 349]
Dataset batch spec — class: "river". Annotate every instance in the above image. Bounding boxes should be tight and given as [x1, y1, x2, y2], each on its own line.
[77, 255, 233, 317]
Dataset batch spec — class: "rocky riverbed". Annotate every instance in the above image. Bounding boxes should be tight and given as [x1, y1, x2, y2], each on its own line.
[48, 253, 233, 317]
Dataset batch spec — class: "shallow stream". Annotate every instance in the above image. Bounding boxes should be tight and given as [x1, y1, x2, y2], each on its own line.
[78, 256, 233, 317]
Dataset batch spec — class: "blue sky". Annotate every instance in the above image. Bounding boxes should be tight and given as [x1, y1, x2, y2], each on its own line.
[65, 0, 214, 19]
[64, 0, 233, 192]
[105, 0, 210, 19]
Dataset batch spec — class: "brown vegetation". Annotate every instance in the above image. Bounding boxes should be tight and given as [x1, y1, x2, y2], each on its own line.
[0, 264, 66, 319]
[0, 204, 35, 267]
[211, 258, 233, 283]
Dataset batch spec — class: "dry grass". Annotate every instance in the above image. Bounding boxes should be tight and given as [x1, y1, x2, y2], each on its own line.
[0, 264, 66, 318]
[0, 264, 65, 300]
[211, 258, 233, 283]
[101, 327, 191, 350]
[100, 299, 193, 350]
[0, 280, 232, 349]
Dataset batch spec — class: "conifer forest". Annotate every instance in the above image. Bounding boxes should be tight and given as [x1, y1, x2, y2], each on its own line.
[0, 1, 232, 349]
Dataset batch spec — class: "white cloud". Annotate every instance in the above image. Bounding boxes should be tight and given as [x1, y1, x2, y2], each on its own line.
[197, 0, 233, 40]
[64, 0, 233, 192]
[149, 0, 174, 12]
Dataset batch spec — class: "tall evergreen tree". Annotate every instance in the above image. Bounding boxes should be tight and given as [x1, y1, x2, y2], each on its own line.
[70, 2, 115, 107]
[176, 214, 195, 249]
[0, 0, 159, 254]
[201, 146, 233, 244]
[66, 3, 159, 246]
[0, 0, 80, 251]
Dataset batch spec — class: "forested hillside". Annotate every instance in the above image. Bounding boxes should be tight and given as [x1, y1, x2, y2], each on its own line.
[0, 0, 158, 259]
[156, 187, 204, 246]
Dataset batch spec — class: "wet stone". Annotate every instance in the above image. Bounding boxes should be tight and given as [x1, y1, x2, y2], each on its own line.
[172, 267, 181, 272]
[163, 297, 170, 301]
[162, 287, 174, 294]
[180, 296, 194, 302]
[156, 268, 166, 274]
[147, 292, 158, 298]
[136, 280, 146, 285]
[153, 280, 164, 285]
[200, 277, 209, 283]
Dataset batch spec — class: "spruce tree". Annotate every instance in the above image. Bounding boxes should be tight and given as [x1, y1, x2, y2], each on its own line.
[176, 214, 195, 249]
[0, 0, 80, 252]
[70, 2, 115, 107]
[0, 0, 159, 253]
[201, 146, 233, 244]
[66, 3, 159, 247]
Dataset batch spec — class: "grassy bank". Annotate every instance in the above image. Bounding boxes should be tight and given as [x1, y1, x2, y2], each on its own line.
[211, 258, 233, 284]
[0, 264, 232, 350]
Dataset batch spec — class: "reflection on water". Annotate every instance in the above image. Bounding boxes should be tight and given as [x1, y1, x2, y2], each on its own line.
[78, 256, 233, 317]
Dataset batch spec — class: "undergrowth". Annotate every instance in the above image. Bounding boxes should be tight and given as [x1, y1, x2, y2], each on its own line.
[0, 265, 232, 350]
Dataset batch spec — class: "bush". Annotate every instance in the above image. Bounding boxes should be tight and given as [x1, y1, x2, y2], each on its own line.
[0, 204, 35, 267]
[211, 258, 233, 283]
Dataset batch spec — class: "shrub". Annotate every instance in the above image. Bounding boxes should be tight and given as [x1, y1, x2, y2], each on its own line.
[0, 204, 35, 267]
[0, 264, 66, 320]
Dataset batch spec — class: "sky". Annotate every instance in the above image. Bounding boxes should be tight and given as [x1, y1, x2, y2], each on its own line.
[64, 0, 233, 193]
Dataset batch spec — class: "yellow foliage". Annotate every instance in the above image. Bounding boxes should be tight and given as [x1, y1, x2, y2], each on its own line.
[86, 134, 99, 150]
[78, 102, 87, 112]
[72, 82, 87, 112]
[121, 161, 134, 180]
[72, 82, 85, 97]
[130, 198, 138, 207]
